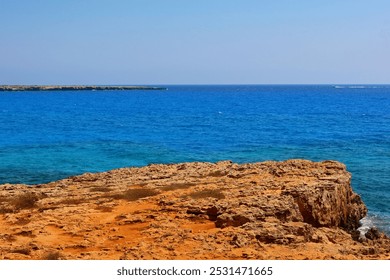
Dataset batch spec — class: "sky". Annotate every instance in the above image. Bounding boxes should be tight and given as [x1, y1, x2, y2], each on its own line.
[0, 0, 389, 85]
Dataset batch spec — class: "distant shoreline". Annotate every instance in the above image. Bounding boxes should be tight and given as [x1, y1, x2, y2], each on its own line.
[0, 85, 167, 91]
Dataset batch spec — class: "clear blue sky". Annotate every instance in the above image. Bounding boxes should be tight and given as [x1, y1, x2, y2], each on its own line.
[1, 0, 389, 84]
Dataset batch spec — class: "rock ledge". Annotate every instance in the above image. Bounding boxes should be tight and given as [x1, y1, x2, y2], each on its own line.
[0, 160, 389, 260]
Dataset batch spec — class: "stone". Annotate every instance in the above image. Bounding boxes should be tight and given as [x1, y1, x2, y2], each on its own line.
[0, 159, 388, 260]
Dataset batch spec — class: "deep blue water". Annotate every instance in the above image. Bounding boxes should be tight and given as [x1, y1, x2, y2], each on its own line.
[1, 85, 389, 233]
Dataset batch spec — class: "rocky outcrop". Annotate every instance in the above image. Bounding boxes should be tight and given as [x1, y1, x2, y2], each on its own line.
[191, 160, 366, 230]
[0, 160, 389, 260]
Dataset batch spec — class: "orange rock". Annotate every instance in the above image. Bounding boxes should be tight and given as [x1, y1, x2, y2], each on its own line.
[0, 160, 389, 260]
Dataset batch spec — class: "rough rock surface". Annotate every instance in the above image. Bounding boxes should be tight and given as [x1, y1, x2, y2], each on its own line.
[0, 160, 389, 260]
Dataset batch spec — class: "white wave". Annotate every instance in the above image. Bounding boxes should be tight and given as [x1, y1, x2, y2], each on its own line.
[358, 216, 374, 235]
[358, 213, 390, 237]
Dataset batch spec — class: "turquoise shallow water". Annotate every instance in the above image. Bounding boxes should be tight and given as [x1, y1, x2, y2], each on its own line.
[0, 85, 389, 233]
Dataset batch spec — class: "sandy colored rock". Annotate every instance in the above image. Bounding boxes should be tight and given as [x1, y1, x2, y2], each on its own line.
[0, 159, 389, 260]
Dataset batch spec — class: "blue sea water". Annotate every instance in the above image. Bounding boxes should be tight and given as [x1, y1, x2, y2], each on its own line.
[0, 85, 389, 234]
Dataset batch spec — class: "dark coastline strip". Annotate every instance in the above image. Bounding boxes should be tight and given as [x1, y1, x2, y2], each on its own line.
[0, 85, 167, 91]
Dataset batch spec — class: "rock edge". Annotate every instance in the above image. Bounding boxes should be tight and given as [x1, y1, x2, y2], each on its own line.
[0, 159, 389, 260]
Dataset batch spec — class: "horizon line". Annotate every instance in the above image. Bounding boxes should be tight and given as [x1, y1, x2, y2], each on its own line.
[2, 83, 390, 86]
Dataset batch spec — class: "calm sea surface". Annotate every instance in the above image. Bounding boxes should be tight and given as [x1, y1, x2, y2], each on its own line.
[1, 85, 389, 233]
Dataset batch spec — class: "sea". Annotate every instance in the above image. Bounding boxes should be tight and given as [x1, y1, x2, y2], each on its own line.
[0, 85, 389, 234]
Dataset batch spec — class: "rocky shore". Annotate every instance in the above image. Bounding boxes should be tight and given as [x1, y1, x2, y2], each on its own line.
[0, 85, 166, 91]
[0, 160, 389, 260]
